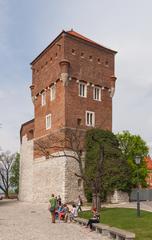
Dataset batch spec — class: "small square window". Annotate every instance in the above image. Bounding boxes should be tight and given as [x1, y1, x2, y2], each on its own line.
[98, 58, 101, 64]
[89, 56, 93, 61]
[81, 52, 84, 58]
[50, 85, 56, 101]
[72, 49, 76, 55]
[86, 111, 95, 127]
[57, 44, 61, 51]
[77, 118, 82, 126]
[79, 82, 87, 98]
[46, 114, 51, 129]
[93, 86, 101, 101]
[105, 60, 109, 67]
[41, 92, 46, 106]
[78, 179, 82, 187]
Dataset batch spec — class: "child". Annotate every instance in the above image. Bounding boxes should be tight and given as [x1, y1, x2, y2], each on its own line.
[77, 195, 83, 212]
[58, 204, 64, 222]
[63, 204, 69, 222]
[69, 204, 78, 222]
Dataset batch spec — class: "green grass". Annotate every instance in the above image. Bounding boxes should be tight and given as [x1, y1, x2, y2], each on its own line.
[79, 208, 152, 240]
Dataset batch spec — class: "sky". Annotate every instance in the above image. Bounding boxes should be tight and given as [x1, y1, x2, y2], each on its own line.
[0, 0, 152, 154]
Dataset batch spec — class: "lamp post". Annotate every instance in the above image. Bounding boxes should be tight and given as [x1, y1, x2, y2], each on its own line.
[135, 155, 141, 217]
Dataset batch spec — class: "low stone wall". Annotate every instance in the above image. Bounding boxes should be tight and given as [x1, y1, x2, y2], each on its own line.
[107, 190, 129, 203]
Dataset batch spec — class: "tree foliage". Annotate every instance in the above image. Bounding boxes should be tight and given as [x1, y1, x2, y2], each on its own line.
[116, 131, 149, 188]
[0, 151, 15, 197]
[10, 153, 20, 194]
[84, 129, 131, 202]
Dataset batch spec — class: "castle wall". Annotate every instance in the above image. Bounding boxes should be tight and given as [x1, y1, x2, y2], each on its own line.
[20, 142, 84, 203]
[64, 152, 85, 202]
[19, 136, 33, 201]
[32, 154, 66, 203]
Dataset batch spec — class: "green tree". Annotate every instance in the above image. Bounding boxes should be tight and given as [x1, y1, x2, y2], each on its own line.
[10, 153, 20, 194]
[85, 129, 131, 208]
[116, 131, 149, 188]
[0, 152, 15, 198]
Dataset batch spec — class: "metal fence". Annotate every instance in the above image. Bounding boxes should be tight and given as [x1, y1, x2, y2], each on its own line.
[130, 189, 152, 201]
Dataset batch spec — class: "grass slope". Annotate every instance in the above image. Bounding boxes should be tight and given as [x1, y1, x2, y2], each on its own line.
[79, 208, 152, 240]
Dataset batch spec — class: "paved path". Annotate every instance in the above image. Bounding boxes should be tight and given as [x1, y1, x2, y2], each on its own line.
[0, 200, 109, 240]
[102, 201, 152, 212]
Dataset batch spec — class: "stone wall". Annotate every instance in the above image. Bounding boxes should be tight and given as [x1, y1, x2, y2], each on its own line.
[107, 190, 129, 203]
[32, 154, 66, 203]
[19, 142, 84, 203]
[64, 151, 85, 203]
[19, 136, 33, 202]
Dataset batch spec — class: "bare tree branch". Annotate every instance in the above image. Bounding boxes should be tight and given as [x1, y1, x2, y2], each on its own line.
[0, 152, 15, 197]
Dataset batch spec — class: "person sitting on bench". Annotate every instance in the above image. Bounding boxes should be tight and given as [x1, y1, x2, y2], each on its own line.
[86, 208, 100, 230]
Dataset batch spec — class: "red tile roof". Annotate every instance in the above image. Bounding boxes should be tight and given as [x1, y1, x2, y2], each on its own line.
[66, 30, 117, 53]
[145, 156, 152, 170]
[31, 29, 117, 65]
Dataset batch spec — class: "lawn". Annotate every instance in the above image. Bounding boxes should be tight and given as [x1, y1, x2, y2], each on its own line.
[79, 208, 152, 240]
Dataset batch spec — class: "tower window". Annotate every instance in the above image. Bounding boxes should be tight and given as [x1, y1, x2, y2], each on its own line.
[78, 179, 82, 187]
[50, 85, 56, 101]
[46, 114, 51, 129]
[105, 60, 109, 67]
[86, 111, 95, 127]
[72, 49, 76, 55]
[79, 82, 87, 98]
[93, 86, 101, 101]
[81, 52, 84, 58]
[57, 44, 61, 51]
[98, 58, 101, 64]
[77, 118, 82, 126]
[89, 56, 93, 61]
[41, 92, 46, 106]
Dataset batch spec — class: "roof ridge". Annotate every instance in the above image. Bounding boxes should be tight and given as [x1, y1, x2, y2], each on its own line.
[66, 30, 117, 53]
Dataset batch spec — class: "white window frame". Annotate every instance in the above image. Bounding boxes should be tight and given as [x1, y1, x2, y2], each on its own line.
[50, 85, 56, 101]
[46, 114, 51, 130]
[86, 111, 95, 127]
[93, 86, 101, 101]
[79, 82, 87, 98]
[41, 91, 46, 106]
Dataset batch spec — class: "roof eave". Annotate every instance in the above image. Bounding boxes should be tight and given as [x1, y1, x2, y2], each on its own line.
[66, 32, 117, 54]
[30, 30, 66, 65]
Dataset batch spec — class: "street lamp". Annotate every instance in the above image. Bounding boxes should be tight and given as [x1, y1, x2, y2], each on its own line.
[135, 155, 141, 217]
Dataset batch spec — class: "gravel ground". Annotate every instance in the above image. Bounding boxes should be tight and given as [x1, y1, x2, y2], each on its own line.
[0, 200, 109, 240]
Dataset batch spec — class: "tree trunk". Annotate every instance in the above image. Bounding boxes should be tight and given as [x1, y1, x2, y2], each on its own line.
[5, 189, 9, 198]
[96, 192, 101, 212]
[92, 192, 101, 212]
[92, 192, 97, 209]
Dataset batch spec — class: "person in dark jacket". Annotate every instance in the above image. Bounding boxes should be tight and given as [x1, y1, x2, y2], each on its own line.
[86, 208, 100, 230]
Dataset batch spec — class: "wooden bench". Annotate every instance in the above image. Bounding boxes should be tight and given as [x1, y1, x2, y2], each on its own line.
[74, 218, 135, 240]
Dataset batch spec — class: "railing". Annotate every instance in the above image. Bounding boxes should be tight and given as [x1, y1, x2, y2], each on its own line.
[130, 189, 152, 201]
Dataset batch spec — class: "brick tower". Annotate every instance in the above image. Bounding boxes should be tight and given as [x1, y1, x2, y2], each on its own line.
[19, 30, 117, 202]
